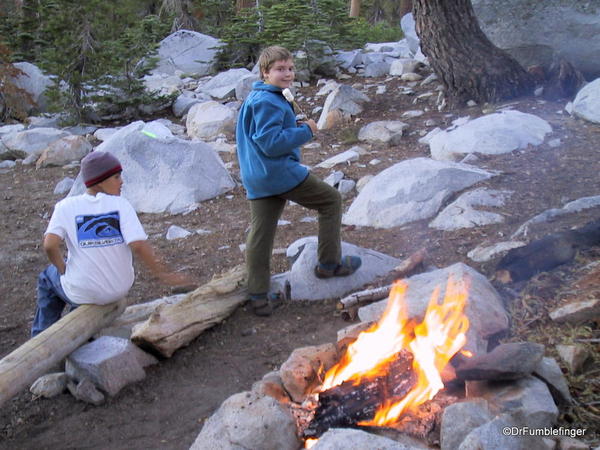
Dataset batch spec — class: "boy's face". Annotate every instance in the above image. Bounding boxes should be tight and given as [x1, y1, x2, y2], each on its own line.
[263, 59, 295, 89]
[96, 172, 123, 196]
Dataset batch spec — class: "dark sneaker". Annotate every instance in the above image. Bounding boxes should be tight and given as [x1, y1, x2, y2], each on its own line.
[314, 255, 362, 279]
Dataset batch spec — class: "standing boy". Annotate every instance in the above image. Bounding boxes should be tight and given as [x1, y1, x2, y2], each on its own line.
[32, 151, 192, 336]
[236, 46, 361, 317]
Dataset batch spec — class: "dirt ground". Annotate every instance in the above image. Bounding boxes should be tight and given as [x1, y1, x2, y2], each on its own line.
[1, 73, 599, 449]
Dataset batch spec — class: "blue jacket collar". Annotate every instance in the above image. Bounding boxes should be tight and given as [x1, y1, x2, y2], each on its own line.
[252, 80, 283, 93]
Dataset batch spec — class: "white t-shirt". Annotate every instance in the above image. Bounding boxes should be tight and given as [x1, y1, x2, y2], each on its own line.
[45, 192, 148, 305]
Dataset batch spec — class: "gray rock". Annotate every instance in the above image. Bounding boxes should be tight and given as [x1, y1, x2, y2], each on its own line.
[0, 160, 16, 169]
[30, 372, 68, 398]
[430, 188, 511, 231]
[556, 344, 588, 374]
[533, 357, 572, 406]
[440, 399, 492, 450]
[343, 158, 493, 229]
[235, 74, 260, 101]
[364, 61, 391, 78]
[472, 1, 600, 79]
[467, 241, 527, 263]
[172, 93, 204, 118]
[429, 110, 552, 161]
[1, 128, 70, 160]
[335, 50, 363, 70]
[67, 377, 105, 406]
[166, 225, 192, 240]
[199, 68, 252, 99]
[456, 342, 545, 381]
[458, 413, 548, 450]
[400, 14, 420, 56]
[359, 263, 509, 356]
[512, 195, 600, 238]
[549, 298, 600, 324]
[323, 171, 344, 186]
[70, 120, 235, 214]
[313, 427, 423, 449]
[53, 177, 75, 195]
[466, 376, 559, 429]
[186, 101, 237, 141]
[316, 85, 370, 130]
[93, 127, 120, 142]
[390, 58, 421, 76]
[285, 236, 401, 301]
[12, 62, 52, 112]
[189, 390, 300, 450]
[337, 179, 356, 197]
[0, 123, 25, 138]
[66, 336, 157, 396]
[358, 120, 408, 145]
[151, 30, 223, 76]
[36, 135, 92, 168]
[572, 78, 600, 124]
[316, 149, 360, 169]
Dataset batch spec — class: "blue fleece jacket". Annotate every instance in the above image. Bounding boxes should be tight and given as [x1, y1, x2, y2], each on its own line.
[236, 81, 313, 199]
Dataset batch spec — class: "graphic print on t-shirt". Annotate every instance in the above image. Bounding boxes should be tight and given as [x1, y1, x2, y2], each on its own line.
[76, 211, 124, 248]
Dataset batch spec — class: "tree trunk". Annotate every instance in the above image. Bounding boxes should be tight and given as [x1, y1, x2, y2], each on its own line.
[349, 0, 361, 18]
[0, 300, 126, 409]
[412, 0, 534, 105]
[236, 0, 255, 12]
[399, 0, 412, 18]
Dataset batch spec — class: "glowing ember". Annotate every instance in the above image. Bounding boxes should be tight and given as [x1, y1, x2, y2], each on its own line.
[320, 276, 470, 427]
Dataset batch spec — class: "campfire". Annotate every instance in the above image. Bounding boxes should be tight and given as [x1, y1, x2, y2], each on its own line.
[301, 276, 471, 444]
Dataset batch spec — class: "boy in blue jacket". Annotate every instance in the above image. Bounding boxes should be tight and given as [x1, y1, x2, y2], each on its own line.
[236, 46, 361, 316]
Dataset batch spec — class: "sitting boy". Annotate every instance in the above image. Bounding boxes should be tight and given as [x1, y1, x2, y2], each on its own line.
[32, 151, 192, 336]
[236, 45, 361, 316]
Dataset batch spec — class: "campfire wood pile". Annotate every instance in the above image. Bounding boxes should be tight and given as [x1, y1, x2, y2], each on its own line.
[304, 350, 416, 438]
[190, 262, 595, 450]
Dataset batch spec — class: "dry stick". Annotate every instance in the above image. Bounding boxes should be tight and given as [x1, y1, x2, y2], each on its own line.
[337, 248, 427, 311]
[0, 299, 126, 409]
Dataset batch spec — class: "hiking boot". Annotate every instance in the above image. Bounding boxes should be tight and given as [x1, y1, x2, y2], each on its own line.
[250, 292, 283, 317]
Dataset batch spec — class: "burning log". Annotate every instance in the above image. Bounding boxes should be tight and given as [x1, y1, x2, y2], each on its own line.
[303, 349, 416, 438]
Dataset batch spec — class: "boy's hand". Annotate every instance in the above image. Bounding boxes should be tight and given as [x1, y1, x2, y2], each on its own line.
[303, 119, 318, 135]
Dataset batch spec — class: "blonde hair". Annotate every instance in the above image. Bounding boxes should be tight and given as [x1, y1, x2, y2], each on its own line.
[258, 46, 293, 80]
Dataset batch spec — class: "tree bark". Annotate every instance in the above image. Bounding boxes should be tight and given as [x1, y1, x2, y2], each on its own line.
[349, 0, 361, 18]
[399, 0, 412, 18]
[413, 0, 534, 105]
[0, 300, 126, 409]
[131, 265, 247, 357]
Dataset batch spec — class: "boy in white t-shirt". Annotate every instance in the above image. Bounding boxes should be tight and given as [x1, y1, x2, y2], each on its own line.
[32, 151, 193, 336]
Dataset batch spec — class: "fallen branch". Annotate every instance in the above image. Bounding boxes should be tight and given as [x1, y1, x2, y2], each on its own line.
[0, 299, 126, 409]
[131, 265, 247, 358]
[337, 248, 427, 311]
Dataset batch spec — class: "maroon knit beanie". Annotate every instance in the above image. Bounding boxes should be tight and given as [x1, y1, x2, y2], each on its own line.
[81, 151, 122, 187]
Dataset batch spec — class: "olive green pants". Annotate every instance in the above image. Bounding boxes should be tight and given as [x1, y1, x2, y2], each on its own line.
[246, 173, 342, 295]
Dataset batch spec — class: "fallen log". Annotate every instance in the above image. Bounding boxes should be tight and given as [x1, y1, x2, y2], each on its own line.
[96, 293, 187, 338]
[337, 248, 427, 311]
[131, 265, 247, 358]
[0, 299, 126, 409]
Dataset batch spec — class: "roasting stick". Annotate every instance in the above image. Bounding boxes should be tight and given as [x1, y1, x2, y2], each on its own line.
[337, 248, 427, 312]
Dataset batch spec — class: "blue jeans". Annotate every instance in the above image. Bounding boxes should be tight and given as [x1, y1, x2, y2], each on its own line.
[31, 265, 78, 337]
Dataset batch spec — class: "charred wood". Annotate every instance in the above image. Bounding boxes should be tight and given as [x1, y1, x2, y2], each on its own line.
[304, 350, 416, 438]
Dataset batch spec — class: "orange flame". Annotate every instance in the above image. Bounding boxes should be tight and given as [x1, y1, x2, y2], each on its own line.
[321, 276, 469, 426]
